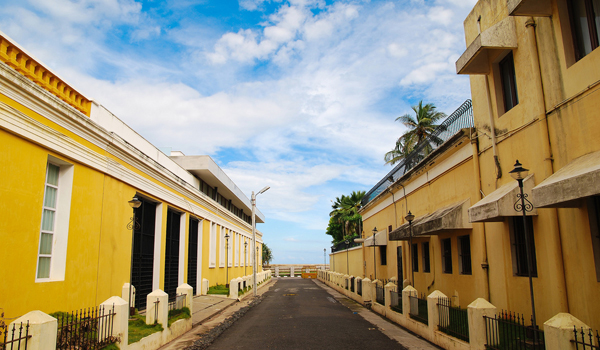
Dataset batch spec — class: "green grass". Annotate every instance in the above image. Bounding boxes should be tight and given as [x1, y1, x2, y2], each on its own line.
[128, 314, 163, 344]
[100, 343, 119, 350]
[168, 307, 191, 327]
[208, 284, 229, 295]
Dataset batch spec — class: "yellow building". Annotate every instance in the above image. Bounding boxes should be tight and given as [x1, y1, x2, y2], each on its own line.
[332, 0, 600, 332]
[0, 31, 265, 319]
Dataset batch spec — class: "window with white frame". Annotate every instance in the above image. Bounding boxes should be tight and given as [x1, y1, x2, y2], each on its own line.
[209, 222, 216, 268]
[36, 157, 73, 281]
[234, 232, 239, 267]
[228, 230, 233, 267]
[220, 226, 225, 267]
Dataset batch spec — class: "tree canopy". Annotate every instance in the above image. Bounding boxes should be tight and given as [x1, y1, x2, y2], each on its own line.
[262, 242, 273, 266]
[326, 191, 365, 243]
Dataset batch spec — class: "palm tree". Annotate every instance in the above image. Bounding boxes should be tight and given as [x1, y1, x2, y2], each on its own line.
[328, 191, 366, 243]
[384, 133, 416, 165]
[395, 100, 446, 155]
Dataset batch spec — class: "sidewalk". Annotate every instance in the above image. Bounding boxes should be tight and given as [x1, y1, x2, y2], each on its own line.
[158, 279, 276, 350]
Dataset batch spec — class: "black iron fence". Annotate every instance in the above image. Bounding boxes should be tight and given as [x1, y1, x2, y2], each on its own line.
[484, 310, 544, 350]
[390, 290, 402, 314]
[357, 280, 362, 296]
[409, 293, 428, 325]
[331, 239, 361, 253]
[572, 326, 600, 350]
[438, 297, 469, 342]
[1, 321, 31, 350]
[375, 283, 385, 305]
[55, 305, 116, 350]
[350, 277, 355, 293]
[362, 99, 474, 206]
[168, 294, 187, 311]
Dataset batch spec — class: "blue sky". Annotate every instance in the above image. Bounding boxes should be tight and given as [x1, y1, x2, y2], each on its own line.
[0, 0, 475, 264]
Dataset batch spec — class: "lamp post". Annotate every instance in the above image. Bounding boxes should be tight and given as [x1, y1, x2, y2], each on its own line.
[127, 196, 142, 316]
[509, 160, 538, 342]
[225, 232, 230, 287]
[244, 241, 248, 276]
[252, 186, 269, 296]
[372, 227, 377, 280]
[405, 211, 415, 286]
[345, 240, 350, 275]
[324, 248, 326, 270]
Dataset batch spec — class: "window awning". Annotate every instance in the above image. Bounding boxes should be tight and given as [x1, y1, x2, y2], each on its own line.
[456, 16, 518, 75]
[469, 174, 537, 222]
[508, 0, 552, 17]
[389, 199, 472, 241]
[364, 229, 387, 246]
[532, 151, 600, 208]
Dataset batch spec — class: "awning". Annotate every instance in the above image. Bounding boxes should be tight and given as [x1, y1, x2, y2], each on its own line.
[364, 229, 387, 246]
[469, 174, 537, 222]
[389, 199, 472, 241]
[508, 0, 552, 17]
[532, 151, 600, 208]
[456, 16, 517, 75]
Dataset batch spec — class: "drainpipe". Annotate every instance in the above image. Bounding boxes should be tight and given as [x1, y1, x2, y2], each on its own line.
[525, 17, 569, 312]
[471, 131, 490, 302]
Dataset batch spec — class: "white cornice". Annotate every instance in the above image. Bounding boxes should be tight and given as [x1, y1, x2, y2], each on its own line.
[0, 63, 263, 237]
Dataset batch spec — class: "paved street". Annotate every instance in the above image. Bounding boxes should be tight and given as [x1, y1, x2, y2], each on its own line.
[207, 278, 436, 350]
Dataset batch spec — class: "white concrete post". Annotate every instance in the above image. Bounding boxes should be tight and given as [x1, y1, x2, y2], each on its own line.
[384, 282, 396, 309]
[122, 283, 136, 311]
[355, 277, 362, 295]
[146, 289, 168, 326]
[362, 278, 372, 302]
[371, 279, 379, 304]
[427, 290, 448, 333]
[468, 298, 497, 350]
[176, 283, 193, 311]
[275, 266, 279, 277]
[544, 313, 589, 350]
[229, 278, 239, 299]
[9, 311, 57, 350]
[290, 267, 295, 277]
[100, 296, 128, 348]
[201, 278, 209, 295]
[402, 286, 416, 317]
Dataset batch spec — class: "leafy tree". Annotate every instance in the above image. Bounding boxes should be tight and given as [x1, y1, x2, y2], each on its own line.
[386, 101, 446, 165]
[326, 191, 366, 243]
[262, 243, 273, 266]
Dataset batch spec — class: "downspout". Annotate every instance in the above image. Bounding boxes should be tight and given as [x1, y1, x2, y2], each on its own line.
[471, 130, 490, 302]
[399, 183, 409, 286]
[525, 17, 569, 312]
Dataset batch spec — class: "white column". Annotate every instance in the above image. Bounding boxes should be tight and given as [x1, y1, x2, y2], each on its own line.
[146, 289, 168, 326]
[402, 285, 417, 317]
[544, 313, 589, 350]
[100, 296, 129, 348]
[427, 290, 448, 333]
[467, 298, 497, 350]
[9, 311, 57, 350]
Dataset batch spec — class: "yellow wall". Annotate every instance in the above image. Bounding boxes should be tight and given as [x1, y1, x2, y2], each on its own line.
[330, 248, 363, 276]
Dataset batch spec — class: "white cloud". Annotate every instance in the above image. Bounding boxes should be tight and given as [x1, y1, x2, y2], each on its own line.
[428, 6, 454, 25]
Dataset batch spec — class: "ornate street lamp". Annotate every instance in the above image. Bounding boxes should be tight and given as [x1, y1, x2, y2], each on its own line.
[225, 232, 230, 287]
[405, 211, 415, 286]
[127, 196, 142, 316]
[372, 227, 377, 280]
[345, 240, 350, 275]
[244, 241, 248, 276]
[509, 160, 538, 343]
[324, 248, 326, 270]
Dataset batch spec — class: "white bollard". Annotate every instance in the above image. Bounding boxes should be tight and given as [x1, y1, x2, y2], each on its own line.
[8, 311, 57, 350]
[100, 296, 129, 348]
[146, 289, 168, 326]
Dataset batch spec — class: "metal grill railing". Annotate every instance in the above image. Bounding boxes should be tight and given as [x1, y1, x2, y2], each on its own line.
[357, 280, 362, 296]
[572, 326, 600, 350]
[390, 290, 402, 314]
[1, 321, 31, 350]
[375, 283, 385, 305]
[168, 294, 187, 311]
[362, 99, 474, 206]
[331, 240, 362, 253]
[409, 293, 428, 325]
[438, 297, 469, 342]
[484, 310, 544, 350]
[350, 277, 355, 293]
[55, 305, 116, 350]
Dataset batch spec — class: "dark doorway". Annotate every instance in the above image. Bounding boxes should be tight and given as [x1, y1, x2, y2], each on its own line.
[397, 246, 403, 285]
[132, 198, 156, 311]
[164, 209, 181, 302]
[187, 217, 199, 295]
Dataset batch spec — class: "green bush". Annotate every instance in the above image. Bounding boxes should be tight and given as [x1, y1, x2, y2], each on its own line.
[128, 313, 163, 344]
[168, 307, 191, 327]
[208, 284, 229, 295]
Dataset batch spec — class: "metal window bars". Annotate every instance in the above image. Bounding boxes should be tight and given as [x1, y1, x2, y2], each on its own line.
[1, 321, 31, 350]
[484, 310, 544, 350]
[437, 297, 469, 342]
[362, 99, 474, 206]
[54, 304, 116, 350]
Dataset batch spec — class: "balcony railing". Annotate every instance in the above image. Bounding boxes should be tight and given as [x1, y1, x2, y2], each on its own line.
[362, 99, 474, 206]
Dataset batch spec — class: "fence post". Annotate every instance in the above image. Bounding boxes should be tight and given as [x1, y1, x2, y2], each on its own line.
[402, 285, 416, 317]
[229, 278, 239, 299]
[121, 283, 135, 312]
[176, 283, 194, 312]
[355, 277, 362, 294]
[371, 280, 378, 305]
[9, 311, 57, 350]
[100, 296, 129, 349]
[544, 313, 589, 350]
[290, 267, 294, 277]
[146, 289, 168, 326]
[384, 282, 396, 309]
[201, 278, 209, 295]
[361, 278, 372, 303]
[467, 298, 496, 350]
[427, 290, 447, 333]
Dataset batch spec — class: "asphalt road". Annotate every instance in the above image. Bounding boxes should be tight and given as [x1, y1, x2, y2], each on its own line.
[208, 278, 407, 349]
